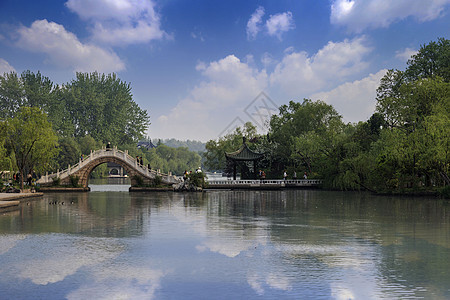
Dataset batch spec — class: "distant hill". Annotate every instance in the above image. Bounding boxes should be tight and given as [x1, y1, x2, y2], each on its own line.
[161, 139, 206, 153]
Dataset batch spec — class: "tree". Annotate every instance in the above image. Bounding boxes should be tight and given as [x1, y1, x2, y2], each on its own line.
[62, 72, 150, 144]
[405, 37, 449, 82]
[375, 38, 450, 190]
[0, 72, 24, 119]
[77, 135, 102, 156]
[269, 99, 344, 177]
[19, 70, 73, 136]
[5, 107, 58, 190]
[422, 100, 450, 185]
[204, 122, 259, 171]
[56, 137, 81, 170]
[0, 121, 12, 173]
[21, 70, 55, 110]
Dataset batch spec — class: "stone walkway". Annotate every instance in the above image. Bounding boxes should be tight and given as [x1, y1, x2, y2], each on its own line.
[0, 192, 44, 211]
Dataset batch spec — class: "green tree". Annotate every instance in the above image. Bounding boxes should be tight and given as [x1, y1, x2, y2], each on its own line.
[4, 107, 58, 190]
[77, 135, 102, 156]
[56, 137, 81, 170]
[0, 72, 24, 119]
[20, 71, 73, 136]
[374, 38, 450, 191]
[62, 72, 150, 144]
[405, 37, 449, 82]
[0, 121, 12, 172]
[204, 122, 259, 171]
[21, 70, 55, 110]
[376, 76, 449, 188]
[422, 100, 450, 185]
[269, 99, 344, 177]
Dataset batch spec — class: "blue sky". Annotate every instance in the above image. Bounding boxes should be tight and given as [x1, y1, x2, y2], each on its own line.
[0, 0, 449, 141]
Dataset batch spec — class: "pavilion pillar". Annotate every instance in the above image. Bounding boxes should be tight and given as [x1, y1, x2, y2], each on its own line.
[233, 162, 237, 180]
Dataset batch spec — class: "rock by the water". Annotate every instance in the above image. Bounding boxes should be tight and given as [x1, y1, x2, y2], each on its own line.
[173, 181, 202, 192]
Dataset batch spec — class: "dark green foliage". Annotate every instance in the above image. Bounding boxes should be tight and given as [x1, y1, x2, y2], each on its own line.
[188, 172, 207, 188]
[0, 72, 24, 119]
[69, 175, 80, 187]
[0, 71, 150, 145]
[52, 177, 60, 186]
[405, 37, 449, 82]
[268, 99, 344, 178]
[132, 175, 144, 187]
[439, 186, 450, 199]
[153, 175, 162, 186]
[4, 107, 58, 190]
[61, 72, 150, 144]
[203, 122, 259, 172]
[56, 137, 81, 170]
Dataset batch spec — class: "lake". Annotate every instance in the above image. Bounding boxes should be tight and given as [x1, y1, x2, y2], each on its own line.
[0, 185, 449, 299]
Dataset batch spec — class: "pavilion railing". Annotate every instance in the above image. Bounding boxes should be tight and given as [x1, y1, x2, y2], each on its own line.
[207, 179, 322, 186]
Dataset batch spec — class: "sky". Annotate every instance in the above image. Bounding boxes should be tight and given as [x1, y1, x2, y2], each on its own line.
[0, 0, 449, 142]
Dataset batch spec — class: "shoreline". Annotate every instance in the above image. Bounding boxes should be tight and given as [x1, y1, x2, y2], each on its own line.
[0, 192, 44, 212]
[39, 187, 91, 192]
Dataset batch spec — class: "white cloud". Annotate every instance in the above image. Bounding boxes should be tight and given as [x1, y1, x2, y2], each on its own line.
[0, 234, 26, 255]
[310, 69, 388, 123]
[150, 55, 268, 140]
[265, 11, 295, 40]
[331, 0, 450, 32]
[395, 47, 418, 62]
[247, 273, 265, 295]
[265, 273, 292, 291]
[0, 58, 16, 75]
[67, 265, 165, 300]
[66, 0, 167, 45]
[197, 238, 255, 258]
[261, 52, 276, 68]
[18, 236, 123, 285]
[247, 6, 265, 40]
[270, 37, 372, 97]
[246, 272, 292, 295]
[15, 19, 125, 73]
[152, 37, 376, 140]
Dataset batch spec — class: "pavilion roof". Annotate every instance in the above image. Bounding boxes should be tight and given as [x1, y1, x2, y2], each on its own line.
[225, 141, 264, 161]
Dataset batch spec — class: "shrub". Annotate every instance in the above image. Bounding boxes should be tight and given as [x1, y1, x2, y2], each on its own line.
[153, 175, 162, 186]
[439, 186, 450, 199]
[132, 175, 144, 187]
[69, 175, 80, 187]
[52, 177, 61, 186]
[188, 172, 207, 188]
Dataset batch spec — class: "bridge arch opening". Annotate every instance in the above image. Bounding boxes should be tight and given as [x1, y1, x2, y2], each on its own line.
[37, 148, 180, 189]
[80, 159, 136, 188]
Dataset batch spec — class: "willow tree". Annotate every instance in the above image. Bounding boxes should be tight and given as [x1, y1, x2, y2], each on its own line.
[0, 121, 12, 173]
[5, 107, 58, 190]
[375, 38, 450, 189]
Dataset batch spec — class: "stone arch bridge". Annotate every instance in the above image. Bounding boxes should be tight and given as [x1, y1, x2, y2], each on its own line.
[37, 147, 181, 188]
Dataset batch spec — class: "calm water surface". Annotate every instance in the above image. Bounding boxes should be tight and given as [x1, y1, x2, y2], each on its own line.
[0, 185, 449, 299]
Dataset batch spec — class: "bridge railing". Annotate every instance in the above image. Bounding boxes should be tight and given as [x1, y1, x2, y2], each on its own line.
[38, 147, 180, 184]
[207, 179, 322, 186]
